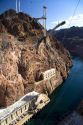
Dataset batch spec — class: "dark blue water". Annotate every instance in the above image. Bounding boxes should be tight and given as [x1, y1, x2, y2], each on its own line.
[27, 57, 83, 125]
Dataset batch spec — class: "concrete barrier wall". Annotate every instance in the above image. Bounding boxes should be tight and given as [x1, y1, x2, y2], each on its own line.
[42, 68, 56, 80]
[0, 102, 30, 125]
[34, 70, 63, 95]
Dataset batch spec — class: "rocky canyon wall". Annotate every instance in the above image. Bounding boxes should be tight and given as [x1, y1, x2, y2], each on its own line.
[0, 9, 72, 107]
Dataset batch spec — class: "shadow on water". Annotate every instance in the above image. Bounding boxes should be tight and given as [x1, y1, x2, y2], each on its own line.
[27, 57, 83, 125]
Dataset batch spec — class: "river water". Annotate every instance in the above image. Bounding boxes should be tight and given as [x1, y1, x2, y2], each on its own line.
[27, 57, 83, 125]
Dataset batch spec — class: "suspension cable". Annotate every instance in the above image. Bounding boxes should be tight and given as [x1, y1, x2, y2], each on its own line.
[62, 0, 80, 42]
[68, 0, 80, 27]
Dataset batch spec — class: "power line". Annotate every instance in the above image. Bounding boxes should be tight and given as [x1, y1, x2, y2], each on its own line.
[68, 0, 80, 27]
[62, 0, 80, 42]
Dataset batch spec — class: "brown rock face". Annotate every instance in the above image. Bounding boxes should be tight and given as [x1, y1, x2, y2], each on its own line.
[0, 47, 24, 107]
[0, 9, 72, 107]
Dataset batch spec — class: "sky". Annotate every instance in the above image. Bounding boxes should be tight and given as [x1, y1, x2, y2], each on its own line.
[0, 0, 83, 30]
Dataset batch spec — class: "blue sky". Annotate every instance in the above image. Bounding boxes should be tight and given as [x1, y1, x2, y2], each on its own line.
[0, 0, 83, 29]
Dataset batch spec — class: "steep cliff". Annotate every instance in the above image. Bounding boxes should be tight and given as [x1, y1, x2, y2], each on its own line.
[50, 26, 83, 57]
[0, 9, 72, 107]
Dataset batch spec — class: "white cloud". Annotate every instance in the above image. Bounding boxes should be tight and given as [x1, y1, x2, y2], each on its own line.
[51, 14, 83, 30]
